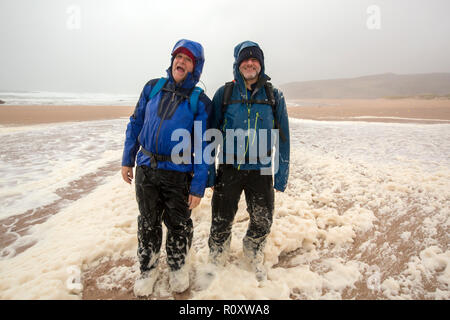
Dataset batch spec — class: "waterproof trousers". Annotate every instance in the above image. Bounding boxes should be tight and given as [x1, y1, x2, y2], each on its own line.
[208, 164, 274, 262]
[135, 165, 193, 273]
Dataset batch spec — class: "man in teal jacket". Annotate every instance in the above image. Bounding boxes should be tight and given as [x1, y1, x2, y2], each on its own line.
[207, 41, 290, 281]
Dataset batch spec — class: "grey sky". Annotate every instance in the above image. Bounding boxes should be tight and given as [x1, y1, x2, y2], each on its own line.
[1, 0, 450, 95]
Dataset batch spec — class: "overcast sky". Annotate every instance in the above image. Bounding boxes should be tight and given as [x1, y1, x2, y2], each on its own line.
[1, 0, 450, 95]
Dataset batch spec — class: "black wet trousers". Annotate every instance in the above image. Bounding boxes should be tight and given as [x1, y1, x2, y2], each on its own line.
[208, 164, 274, 259]
[135, 165, 193, 273]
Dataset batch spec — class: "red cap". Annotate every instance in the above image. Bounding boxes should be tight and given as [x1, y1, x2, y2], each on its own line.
[172, 47, 196, 68]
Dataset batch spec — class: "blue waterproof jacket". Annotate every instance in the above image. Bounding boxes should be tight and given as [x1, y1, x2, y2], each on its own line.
[207, 41, 290, 192]
[122, 39, 212, 197]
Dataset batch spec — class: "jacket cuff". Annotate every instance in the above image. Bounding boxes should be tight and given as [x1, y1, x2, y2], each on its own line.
[189, 191, 204, 198]
[274, 180, 286, 192]
[121, 161, 135, 167]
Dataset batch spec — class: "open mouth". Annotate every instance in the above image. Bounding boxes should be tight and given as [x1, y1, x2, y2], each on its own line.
[176, 66, 185, 73]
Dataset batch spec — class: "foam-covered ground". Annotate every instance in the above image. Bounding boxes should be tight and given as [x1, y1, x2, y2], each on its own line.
[0, 118, 448, 299]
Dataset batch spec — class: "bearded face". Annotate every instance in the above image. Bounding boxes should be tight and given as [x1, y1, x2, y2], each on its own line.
[239, 58, 261, 83]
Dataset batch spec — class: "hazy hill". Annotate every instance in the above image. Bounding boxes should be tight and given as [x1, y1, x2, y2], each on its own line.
[280, 73, 450, 99]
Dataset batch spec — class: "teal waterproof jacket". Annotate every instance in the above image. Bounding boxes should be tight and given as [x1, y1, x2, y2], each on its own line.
[207, 41, 290, 192]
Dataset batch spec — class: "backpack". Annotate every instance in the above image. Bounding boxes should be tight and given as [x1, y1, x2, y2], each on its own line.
[221, 80, 286, 142]
[139, 77, 204, 167]
[149, 77, 203, 115]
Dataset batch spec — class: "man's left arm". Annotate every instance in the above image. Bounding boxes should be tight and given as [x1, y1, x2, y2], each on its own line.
[273, 88, 290, 192]
[190, 94, 213, 198]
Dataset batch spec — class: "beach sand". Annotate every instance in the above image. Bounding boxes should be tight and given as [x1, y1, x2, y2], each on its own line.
[0, 99, 449, 300]
[0, 105, 134, 125]
[1, 98, 450, 125]
[286, 98, 450, 124]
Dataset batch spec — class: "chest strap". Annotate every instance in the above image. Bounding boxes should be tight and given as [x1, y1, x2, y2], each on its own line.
[140, 147, 189, 168]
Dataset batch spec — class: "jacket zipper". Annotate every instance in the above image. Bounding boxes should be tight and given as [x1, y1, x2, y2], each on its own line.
[238, 92, 251, 170]
[252, 112, 259, 145]
[155, 91, 175, 154]
[236, 82, 262, 169]
[222, 118, 227, 132]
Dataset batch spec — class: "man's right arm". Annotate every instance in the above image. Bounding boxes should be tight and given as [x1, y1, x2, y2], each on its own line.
[206, 86, 225, 188]
[121, 81, 152, 183]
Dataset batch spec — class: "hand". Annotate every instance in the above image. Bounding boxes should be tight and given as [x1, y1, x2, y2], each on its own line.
[188, 195, 201, 210]
[121, 166, 134, 184]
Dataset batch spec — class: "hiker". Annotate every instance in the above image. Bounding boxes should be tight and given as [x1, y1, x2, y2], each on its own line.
[207, 41, 290, 281]
[121, 39, 212, 296]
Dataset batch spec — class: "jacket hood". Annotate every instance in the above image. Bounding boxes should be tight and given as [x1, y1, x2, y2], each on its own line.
[233, 40, 267, 86]
[167, 39, 205, 89]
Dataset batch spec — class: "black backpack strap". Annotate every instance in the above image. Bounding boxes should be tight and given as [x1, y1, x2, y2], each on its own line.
[264, 82, 276, 107]
[222, 81, 235, 113]
[264, 82, 277, 126]
[264, 82, 287, 142]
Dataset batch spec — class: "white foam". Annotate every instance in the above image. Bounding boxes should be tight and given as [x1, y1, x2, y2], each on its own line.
[0, 119, 448, 299]
[0, 119, 128, 219]
[0, 172, 138, 299]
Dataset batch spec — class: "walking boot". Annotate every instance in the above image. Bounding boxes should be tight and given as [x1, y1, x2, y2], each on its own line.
[243, 237, 268, 282]
[133, 268, 159, 297]
[169, 264, 190, 293]
[208, 235, 231, 267]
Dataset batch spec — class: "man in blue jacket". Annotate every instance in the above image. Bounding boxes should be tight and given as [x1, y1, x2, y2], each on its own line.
[121, 39, 212, 296]
[207, 41, 290, 281]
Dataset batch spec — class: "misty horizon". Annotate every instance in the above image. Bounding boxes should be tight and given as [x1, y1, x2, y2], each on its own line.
[2, 71, 450, 96]
[1, 0, 450, 95]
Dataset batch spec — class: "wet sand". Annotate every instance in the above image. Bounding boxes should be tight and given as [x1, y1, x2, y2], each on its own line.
[0, 105, 134, 125]
[0, 161, 121, 259]
[286, 98, 450, 124]
[1, 98, 450, 126]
